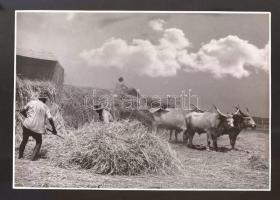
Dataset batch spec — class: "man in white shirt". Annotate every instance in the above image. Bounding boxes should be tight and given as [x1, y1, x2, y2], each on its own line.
[94, 104, 113, 124]
[19, 94, 57, 161]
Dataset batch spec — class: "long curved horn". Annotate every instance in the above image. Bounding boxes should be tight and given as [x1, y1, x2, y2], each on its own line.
[190, 104, 204, 112]
[190, 104, 197, 109]
[233, 106, 240, 115]
[239, 109, 248, 117]
[213, 105, 227, 117]
[234, 105, 240, 110]
[191, 104, 212, 112]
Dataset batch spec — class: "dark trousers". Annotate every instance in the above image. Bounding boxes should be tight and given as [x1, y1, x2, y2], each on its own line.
[19, 126, 42, 161]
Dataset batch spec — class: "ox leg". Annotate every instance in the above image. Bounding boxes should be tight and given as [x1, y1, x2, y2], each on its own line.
[206, 132, 211, 151]
[229, 134, 237, 150]
[152, 122, 157, 135]
[174, 130, 180, 143]
[169, 130, 173, 142]
[183, 130, 188, 144]
[187, 131, 195, 148]
[153, 127, 158, 135]
[212, 136, 218, 151]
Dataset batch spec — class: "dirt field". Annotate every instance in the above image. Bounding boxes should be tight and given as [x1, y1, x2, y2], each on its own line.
[14, 129, 269, 190]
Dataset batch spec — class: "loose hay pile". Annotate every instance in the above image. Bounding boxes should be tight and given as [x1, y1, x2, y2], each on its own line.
[248, 154, 269, 170]
[50, 121, 182, 176]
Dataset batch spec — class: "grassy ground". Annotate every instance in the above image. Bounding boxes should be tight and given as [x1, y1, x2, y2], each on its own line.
[14, 129, 269, 189]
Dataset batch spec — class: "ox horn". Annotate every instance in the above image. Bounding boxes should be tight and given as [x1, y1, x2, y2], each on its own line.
[239, 108, 248, 117]
[233, 105, 240, 115]
[246, 107, 250, 114]
[190, 104, 204, 112]
[191, 104, 211, 112]
[234, 104, 240, 110]
[213, 105, 227, 117]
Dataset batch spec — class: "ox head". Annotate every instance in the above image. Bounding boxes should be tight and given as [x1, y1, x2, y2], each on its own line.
[233, 106, 256, 129]
[213, 105, 234, 128]
[148, 106, 170, 118]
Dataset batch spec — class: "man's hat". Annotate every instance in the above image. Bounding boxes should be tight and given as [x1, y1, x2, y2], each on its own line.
[94, 104, 103, 110]
[38, 93, 48, 100]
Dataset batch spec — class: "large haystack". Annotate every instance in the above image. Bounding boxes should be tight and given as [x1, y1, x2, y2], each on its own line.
[50, 121, 182, 175]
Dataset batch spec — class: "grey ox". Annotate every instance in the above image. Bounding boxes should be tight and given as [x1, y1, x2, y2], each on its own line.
[184, 105, 234, 151]
[149, 107, 187, 142]
[149, 105, 205, 142]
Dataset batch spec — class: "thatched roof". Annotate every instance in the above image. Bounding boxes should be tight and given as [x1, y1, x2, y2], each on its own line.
[16, 48, 57, 61]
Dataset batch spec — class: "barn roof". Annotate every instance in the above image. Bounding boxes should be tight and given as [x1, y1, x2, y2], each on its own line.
[16, 48, 58, 61]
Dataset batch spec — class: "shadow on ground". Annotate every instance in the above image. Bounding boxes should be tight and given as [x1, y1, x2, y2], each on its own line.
[169, 140, 233, 152]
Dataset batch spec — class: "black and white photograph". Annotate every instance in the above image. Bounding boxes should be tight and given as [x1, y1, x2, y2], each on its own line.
[13, 11, 270, 190]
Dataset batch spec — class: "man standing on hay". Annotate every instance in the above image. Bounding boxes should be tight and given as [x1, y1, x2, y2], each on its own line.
[18, 94, 57, 161]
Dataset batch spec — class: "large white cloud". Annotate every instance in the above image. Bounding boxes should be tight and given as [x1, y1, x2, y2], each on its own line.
[159, 28, 191, 50]
[149, 19, 165, 31]
[80, 38, 182, 77]
[179, 35, 269, 78]
[80, 19, 269, 79]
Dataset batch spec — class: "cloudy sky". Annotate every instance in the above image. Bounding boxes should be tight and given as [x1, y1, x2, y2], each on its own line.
[16, 12, 270, 117]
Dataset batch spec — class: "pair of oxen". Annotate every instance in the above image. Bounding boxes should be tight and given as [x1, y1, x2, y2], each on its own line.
[149, 105, 256, 151]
